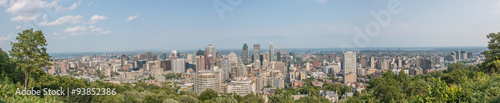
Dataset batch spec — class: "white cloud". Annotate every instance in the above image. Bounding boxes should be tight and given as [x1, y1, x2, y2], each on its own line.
[53, 0, 80, 12]
[10, 15, 39, 22]
[39, 15, 82, 26]
[98, 30, 112, 35]
[313, 0, 328, 3]
[88, 15, 108, 24]
[65, 25, 87, 33]
[0, 0, 8, 6]
[88, 1, 93, 7]
[16, 25, 21, 29]
[53, 32, 59, 35]
[126, 15, 138, 21]
[5, 0, 47, 22]
[0, 36, 10, 41]
[4, 0, 80, 22]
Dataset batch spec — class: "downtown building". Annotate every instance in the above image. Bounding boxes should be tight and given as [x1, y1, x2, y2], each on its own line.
[226, 78, 256, 96]
[194, 71, 221, 95]
[343, 51, 357, 84]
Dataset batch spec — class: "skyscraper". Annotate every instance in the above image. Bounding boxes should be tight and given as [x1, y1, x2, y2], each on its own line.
[369, 56, 375, 69]
[242, 43, 249, 65]
[269, 43, 274, 62]
[120, 55, 126, 69]
[205, 44, 216, 60]
[196, 55, 205, 71]
[254, 44, 260, 63]
[169, 50, 179, 60]
[277, 50, 282, 62]
[343, 51, 356, 84]
[146, 51, 152, 61]
[162, 52, 167, 60]
[172, 59, 186, 73]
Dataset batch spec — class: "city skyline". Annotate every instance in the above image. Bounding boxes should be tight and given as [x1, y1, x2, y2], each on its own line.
[0, 0, 499, 53]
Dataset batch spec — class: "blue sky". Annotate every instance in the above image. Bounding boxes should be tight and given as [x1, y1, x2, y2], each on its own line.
[0, 0, 499, 53]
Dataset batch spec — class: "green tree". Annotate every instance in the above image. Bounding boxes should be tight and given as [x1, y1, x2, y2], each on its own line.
[483, 32, 500, 74]
[179, 95, 198, 103]
[268, 94, 294, 103]
[198, 89, 218, 101]
[9, 28, 52, 88]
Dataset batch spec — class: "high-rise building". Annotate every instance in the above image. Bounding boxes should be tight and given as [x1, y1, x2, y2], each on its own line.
[277, 50, 282, 62]
[454, 51, 461, 60]
[221, 59, 230, 79]
[195, 71, 221, 95]
[263, 52, 270, 62]
[196, 56, 205, 72]
[228, 52, 238, 64]
[205, 44, 216, 60]
[139, 54, 146, 60]
[460, 51, 468, 60]
[172, 59, 185, 73]
[343, 51, 356, 84]
[269, 43, 274, 62]
[169, 50, 179, 60]
[120, 55, 126, 69]
[187, 54, 194, 64]
[146, 51, 152, 61]
[162, 52, 167, 60]
[268, 76, 285, 89]
[254, 44, 260, 63]
[242, 43, 249, 65]
[160, 60, 171, 71]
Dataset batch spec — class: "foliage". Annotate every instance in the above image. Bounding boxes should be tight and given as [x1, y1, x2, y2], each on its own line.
[9, 28, 53, 88]
[198, 89, 218, 101]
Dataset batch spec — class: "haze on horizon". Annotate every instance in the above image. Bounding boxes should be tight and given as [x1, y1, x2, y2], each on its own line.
[0, 0, 498, 53]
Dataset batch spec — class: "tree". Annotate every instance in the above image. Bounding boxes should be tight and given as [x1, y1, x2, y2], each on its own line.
[9, 28, 52, 88]
[483, 32, 500, 74]
[179, 95, 198, 103]
[198, 89, 218, 101]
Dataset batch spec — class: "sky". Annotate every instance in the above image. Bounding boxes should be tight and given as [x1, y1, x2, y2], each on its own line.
[0, 0, 499, 53]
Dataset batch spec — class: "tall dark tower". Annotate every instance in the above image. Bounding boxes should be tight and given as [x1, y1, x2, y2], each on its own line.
[277, 50, 282, 62]
[242, 43, 249, 65]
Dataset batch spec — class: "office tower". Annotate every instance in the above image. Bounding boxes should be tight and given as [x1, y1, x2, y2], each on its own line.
[120, 55, 126, 69]
[454, 51, 461, 60]
[169, 50, 179, 60]
[132, 56, 138, 61]
[172, 59, 185, 73]
[187, 54, 194, 64]
[254, 44, 260, 63]
[194, 71, 221, 95]
[226, 79, 256, 96]
[263, 52, 270, 62]
[242, 43, 249, 65]
[343, 51, 356, 84]
[136, 60, 147, 69]
[160, 60, 171, 71]
[228, 52, 238, 64]
[269, 43, 274, 62]
[162, 52, 167, 60]
[146, 51, 152, 61]
[359, 58, 367, 68]
[139, 54, 146, 60]
[230, 66, 239, 79]
[238, 64, 248, 77]
[268, 76, 285, 89]
[196, 55, 205, 71]
[196, 49, 205, 56]
[221, 59, 230, 79]
[467, 52, 473, 59]
[276, 50, 282, 62]
[460, 51, 467, 60]
[205, 44, 216, 59]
